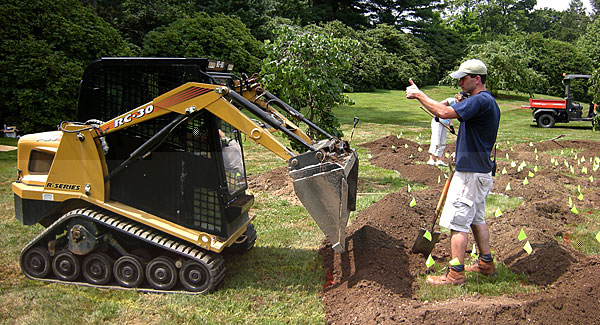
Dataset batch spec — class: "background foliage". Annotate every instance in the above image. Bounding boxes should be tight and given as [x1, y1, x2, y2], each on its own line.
[1, 0, 598, 135]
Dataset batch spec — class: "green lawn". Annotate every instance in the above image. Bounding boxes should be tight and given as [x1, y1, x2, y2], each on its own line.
[0, 86, 597, 323]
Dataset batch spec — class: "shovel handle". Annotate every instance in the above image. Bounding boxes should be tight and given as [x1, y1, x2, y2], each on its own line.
[431, 165, 455, 232]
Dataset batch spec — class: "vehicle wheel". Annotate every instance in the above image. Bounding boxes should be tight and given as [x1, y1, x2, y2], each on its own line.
[52, 250, 81, 281]
[146, 256, 177, 290]
[21, 247, 51, 278]
[83, 253, 113, 285]
[179, 260, 211, 293]
[536, 113, 555, 128]
[113, 255, 144, 288]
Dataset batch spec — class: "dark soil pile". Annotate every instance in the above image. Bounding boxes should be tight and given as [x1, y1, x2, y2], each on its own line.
[251, 136, 600, 323]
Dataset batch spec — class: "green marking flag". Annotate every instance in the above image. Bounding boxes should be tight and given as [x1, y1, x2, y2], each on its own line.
[578, 184, 581, 193]
[506, 153, 509, 159]
[551, 157, 555, 164]
[505, 183, 511, 191]
[409, 197, 416, 207]
[426, 254, 435, 268]
[523, 241, 533, 255]
[555, 160, 559, 166]
[510, 161, 516, 168]
[423, 230, 432, 241]
[418, 147, 423, 152]
[518, 228, 527, 241]
[596, 231, 600, 243]
[404, 143, 408, 149]
[570, 165, 574, 174]
[568, 196, 573, 207]
[445, 152, 450, 158]
[535, 154, 539, 161]
[502, 167, 507, 174]
[561, 149, 564, 155]
[534, 165, 538, 173]
[495, 207, 503, 217]
[564, 160, 569, 167]
[407, 184, 412, 193]
[528, 171, 534, 177]
[578, 192, 584, 201]
[523, 177, 529, 185]
[471, 243, 478, 258]
[438, 175, 441, 183]
[590, 176, 594, 182]
[534, 148, 538, 153]
[571, 204, 579, 214]
[529, 142, 533, 147]
[449, 257, 460, 266]
[582, 166, 588, 174]
[391, 145, 396, 149]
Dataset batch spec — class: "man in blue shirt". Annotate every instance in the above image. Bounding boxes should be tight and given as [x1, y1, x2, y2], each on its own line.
[406, 59, 501, 286]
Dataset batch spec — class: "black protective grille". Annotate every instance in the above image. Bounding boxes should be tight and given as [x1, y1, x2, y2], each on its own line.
[193, 187, 222, 232]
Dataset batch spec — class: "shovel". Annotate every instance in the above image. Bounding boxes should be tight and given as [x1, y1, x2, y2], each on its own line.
[411, 163, 455, 256]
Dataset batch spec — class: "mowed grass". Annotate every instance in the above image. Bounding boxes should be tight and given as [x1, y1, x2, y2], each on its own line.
[1, 86, 599, 322]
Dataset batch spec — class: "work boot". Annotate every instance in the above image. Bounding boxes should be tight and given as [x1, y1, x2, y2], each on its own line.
[425, 269, 465, 286]
[465, 258, 497, 276]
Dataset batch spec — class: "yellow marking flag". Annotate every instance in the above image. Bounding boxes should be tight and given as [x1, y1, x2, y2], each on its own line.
[495, 207, 503, 217]
[578, 192, 584, 201]
[410, 197, 416, 207]
[426, 254, 435, 268]
[471, 243, 478, 258]
[449, 257, 460, 266]
[596, 231, 600, 243]
[423, 230, 432, 241]
[518, 228, 527, 241]
[523, 241, 533, 255]
[571, 205, 579, 214]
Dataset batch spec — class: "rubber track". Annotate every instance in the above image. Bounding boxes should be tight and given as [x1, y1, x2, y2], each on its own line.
[20, 208, 226, 294]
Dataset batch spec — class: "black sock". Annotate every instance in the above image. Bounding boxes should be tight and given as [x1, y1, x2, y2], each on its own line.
[451, 264, 465, 272]
[480, 253, 493, 262]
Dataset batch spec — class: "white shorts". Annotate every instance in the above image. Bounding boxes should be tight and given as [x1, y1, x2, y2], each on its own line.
[439, 171, 494, 233]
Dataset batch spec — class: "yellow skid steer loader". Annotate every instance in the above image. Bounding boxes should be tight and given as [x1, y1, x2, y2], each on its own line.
[13, 58, 358, 293]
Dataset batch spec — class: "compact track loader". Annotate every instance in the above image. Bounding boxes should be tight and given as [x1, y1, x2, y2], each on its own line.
[12, 58, 358, 293]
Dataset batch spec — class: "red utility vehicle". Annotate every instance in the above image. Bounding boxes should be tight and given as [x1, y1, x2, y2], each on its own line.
[523, 74, 597, 128]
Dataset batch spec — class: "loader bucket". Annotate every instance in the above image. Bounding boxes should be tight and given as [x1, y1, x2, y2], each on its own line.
[289, 150, 358, 253]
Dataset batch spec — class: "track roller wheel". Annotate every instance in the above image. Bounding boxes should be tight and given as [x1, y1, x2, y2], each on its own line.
[179, 260, 211, 293]
[146, 256, 177, 290]
[52, 250, 81, 281]
[113, 255, 145, 288]
[21, 247, 51, 278]
[83, 253, 113, 285]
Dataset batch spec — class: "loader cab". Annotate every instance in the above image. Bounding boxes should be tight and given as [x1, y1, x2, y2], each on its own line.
[76, 58, 252, 238]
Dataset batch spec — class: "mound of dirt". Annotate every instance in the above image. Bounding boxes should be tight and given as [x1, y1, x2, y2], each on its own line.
[252, 136, 600, 323]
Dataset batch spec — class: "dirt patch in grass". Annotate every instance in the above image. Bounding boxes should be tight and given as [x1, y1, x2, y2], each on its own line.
[324, 136, 600, 323]
[253, 135, 600, 323]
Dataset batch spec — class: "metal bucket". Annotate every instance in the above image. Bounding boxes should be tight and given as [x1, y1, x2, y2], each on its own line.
[289, 150, 358, 253]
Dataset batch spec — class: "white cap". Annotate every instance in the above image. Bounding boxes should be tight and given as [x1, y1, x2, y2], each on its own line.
[449, 59, 488, 79]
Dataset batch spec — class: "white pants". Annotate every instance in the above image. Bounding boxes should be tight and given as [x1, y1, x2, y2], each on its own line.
[439, 171, 494, 233]
[428, 118, 447, 158]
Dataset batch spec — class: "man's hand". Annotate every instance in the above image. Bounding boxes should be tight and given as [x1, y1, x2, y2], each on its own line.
[406, 78, 422, 100]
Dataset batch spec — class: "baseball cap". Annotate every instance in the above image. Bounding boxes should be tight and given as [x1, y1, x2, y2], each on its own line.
[449, 59, 488, 79]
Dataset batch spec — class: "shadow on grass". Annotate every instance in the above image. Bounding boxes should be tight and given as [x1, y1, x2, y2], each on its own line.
[221, 245, 323, 292]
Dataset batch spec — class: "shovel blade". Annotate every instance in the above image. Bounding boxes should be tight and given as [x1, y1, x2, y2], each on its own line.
[290, 150, 358, 253]
[411, 228, 441, 256]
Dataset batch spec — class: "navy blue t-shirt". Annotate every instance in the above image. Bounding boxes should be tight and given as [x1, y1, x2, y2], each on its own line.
[452, 91, 500, 173]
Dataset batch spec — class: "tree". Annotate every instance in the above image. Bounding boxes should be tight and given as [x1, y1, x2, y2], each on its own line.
[577, 17, 600, 68]
[142, 13, 265, 74]
[202, 0, 277, 40]
[441, 39, 546, 96]
[551, 0, 591, 42]
[0, 0, 131, 133]
[365, 0, 445, 32]
[446, 0, 536, 40]
[260, 24, 356, 140]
